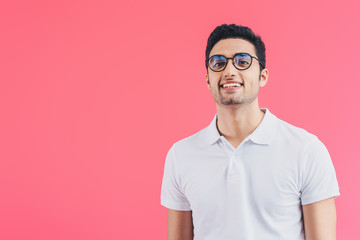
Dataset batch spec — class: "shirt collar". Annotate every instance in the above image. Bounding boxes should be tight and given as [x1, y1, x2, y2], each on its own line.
[203, 108, 278, 145]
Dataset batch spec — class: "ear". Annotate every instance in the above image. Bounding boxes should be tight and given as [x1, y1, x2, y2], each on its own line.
[259, 68, 269, 88]
[206, 73, 211, 90]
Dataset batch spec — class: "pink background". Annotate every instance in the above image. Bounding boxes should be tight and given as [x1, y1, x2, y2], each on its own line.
[1, 0, 359, 239]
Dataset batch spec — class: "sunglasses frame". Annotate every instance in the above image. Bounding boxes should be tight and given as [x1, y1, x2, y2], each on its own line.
[206, 52, 264, 72]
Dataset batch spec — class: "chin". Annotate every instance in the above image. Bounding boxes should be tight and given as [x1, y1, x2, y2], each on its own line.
[220, 98, 242, 105]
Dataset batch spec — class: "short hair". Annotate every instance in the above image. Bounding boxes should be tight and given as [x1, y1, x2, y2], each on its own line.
[205, 24, 266, 72]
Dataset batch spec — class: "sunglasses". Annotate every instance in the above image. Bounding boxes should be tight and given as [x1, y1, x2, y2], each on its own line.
[206, 53, 264, 72]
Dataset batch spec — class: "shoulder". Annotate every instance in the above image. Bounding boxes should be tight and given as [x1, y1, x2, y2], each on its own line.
[270, 115, 331, 167]
[171, 126, 209, 153]
[274, 116, 319, 145]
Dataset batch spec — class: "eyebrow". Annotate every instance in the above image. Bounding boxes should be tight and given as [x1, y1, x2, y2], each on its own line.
[209, 52, 251, 58]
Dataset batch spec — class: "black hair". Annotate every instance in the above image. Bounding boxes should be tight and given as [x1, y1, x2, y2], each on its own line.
[205, 24, 266, 72]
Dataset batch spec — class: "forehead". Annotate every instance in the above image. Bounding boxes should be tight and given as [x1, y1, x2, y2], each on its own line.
[210, 38, 256, 57]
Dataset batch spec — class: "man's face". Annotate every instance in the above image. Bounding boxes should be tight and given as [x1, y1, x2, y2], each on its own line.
[206, 38, 269, 107]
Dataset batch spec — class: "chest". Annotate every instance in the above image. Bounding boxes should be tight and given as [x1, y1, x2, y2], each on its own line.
[179, 144, 302, 223]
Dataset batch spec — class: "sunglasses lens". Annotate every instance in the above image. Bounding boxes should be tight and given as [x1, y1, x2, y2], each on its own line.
[209, 56, 226, 71]
[234, 53, 252, 69]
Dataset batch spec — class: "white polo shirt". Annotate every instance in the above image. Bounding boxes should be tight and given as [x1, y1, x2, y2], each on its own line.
[160, 108, 340, 240]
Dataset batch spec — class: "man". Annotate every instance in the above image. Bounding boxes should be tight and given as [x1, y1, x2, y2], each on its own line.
[160, 24, 340, 240]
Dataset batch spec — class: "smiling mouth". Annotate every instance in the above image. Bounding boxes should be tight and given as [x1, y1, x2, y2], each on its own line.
[220, 83, 243, 88]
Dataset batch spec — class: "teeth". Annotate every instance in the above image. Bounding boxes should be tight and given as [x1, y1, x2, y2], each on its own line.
[222, 83, 242, 88]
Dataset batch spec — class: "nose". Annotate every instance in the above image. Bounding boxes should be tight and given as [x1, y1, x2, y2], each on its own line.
[223, 59, 237, 78]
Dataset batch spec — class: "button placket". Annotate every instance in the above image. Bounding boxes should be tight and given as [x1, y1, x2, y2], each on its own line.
[229, 150, 244, 177]
[219, 137, 244, 178]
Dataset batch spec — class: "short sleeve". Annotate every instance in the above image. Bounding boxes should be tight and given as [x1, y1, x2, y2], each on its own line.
[300, 137, 340, 205]
[160, 145, 191, 211]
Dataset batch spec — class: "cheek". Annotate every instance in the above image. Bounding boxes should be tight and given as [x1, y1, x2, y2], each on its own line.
[243, 71, 260, 85]
[208, 74, 221, 87]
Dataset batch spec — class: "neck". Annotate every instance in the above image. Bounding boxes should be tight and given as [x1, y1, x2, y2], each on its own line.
[215, 102, 265, 147]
